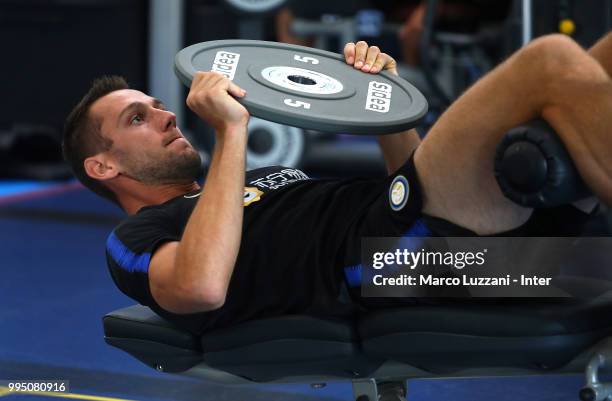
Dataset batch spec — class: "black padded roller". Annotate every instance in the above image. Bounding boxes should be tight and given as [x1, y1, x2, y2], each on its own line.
[494, 119, 591, 208]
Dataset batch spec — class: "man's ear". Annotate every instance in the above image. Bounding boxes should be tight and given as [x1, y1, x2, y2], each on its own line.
[84, 153, 119, 181]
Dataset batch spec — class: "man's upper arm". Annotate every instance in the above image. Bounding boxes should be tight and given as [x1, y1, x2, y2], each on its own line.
[148, 241, 220, 314]
[377, 129, 421, 175]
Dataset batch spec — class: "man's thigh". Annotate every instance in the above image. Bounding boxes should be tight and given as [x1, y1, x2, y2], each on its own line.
[415, 34, 611, 234]
[413, 44, 552, 234]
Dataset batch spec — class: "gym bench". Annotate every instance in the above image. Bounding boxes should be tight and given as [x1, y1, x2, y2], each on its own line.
[103, 121, 612, 401]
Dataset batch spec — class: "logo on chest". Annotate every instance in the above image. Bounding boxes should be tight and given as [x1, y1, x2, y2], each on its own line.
[249, 168, 309, 190]
[244, 187, 264, 206]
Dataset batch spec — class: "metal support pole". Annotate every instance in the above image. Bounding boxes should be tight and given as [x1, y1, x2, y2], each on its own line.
[521, 0, 532, 46]
[148, 0, 184, 128]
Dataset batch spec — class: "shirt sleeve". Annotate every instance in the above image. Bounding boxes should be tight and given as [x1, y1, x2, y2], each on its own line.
[105, 208, 180, 306]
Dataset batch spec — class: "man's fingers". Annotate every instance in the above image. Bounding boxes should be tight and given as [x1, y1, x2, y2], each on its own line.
[343, 42, 356, 64]
[346, 41, 394, 74]
[371, 53, 398, 75]
[187, 72, 241, 110]
[190, 70, 205, 86]
[227, 81, 246, 98]
[362, 46, 380, 72]
[191, 71, 224, 92]
[354, 41, 368, 69]
[370, 55, 386, 73]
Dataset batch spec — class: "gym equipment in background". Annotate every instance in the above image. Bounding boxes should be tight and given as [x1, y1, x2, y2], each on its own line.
[1, 0, 148, 148]
[527, 0, 612, 48]
[222, 0, 287, 15]
[245, 117, 305, 170]
[0, 124, 72, 181]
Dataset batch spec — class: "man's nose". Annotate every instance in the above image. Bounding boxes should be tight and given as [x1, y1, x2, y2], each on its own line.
[158, 109, 177, 131]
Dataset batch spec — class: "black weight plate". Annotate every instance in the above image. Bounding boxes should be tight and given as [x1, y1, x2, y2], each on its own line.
[175, 40, 428, 135]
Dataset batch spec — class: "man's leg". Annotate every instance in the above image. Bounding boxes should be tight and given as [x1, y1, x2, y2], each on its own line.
[588, 31, 612, 76]
[415, 33, 612, 234]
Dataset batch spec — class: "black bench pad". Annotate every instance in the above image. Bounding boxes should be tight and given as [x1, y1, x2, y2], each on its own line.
[104, 305, 381, 380]
[358, 298, 612, 372]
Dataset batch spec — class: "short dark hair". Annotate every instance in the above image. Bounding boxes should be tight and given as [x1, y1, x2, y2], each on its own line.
[63, 76, 129, 206]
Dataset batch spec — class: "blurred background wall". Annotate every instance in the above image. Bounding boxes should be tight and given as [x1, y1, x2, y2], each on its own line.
[0, 0, 611, 180]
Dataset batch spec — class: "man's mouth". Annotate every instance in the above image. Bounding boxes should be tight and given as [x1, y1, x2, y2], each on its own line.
[165, 135, 183, 146]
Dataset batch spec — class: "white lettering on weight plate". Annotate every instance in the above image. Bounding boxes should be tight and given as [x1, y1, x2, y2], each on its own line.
[365, 81, 392, 113]
[211, 51, 241, 80]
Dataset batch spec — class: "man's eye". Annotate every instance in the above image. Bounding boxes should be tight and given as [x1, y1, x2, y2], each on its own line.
[130, 114, 144, 124]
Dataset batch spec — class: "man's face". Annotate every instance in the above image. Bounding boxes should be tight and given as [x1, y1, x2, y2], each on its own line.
[91, 89, 201, 185]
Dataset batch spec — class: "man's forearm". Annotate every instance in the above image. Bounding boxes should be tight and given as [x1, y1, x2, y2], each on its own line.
[174, 125, 247, 304]
[377, 128, 421, 174]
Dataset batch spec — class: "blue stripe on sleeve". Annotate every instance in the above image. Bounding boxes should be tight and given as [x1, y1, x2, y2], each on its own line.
[106, 231, 152, 273]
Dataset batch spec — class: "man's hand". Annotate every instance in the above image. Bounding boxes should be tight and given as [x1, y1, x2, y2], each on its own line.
[343, 41, 398, 76]
[186, 71, 250, 133]
[343, 41, 418, 174]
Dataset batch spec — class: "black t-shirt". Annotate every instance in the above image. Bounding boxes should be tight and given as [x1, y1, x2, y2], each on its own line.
[106, 166, 399, 334]
[106, 161, 596, 334]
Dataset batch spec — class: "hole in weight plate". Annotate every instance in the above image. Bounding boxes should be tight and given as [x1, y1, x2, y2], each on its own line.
[288, 75, 316, 85]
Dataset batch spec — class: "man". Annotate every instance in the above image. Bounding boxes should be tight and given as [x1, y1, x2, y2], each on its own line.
[63, 36, 611, 334]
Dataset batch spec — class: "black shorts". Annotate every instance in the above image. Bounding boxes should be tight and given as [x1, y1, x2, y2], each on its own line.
[352, 150, 594, 238]
[340, 153, 596, 308]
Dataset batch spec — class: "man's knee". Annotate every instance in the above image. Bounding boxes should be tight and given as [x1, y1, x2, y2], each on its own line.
[517, 34, 607, 98]
[528, 33, 580, 50]
[519, 34, 584, 69]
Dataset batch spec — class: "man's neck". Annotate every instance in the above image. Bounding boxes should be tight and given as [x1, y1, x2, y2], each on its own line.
[119, 181, 201, 215]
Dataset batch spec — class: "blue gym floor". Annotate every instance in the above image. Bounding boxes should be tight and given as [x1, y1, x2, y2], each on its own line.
[0, 180, 589, 401]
